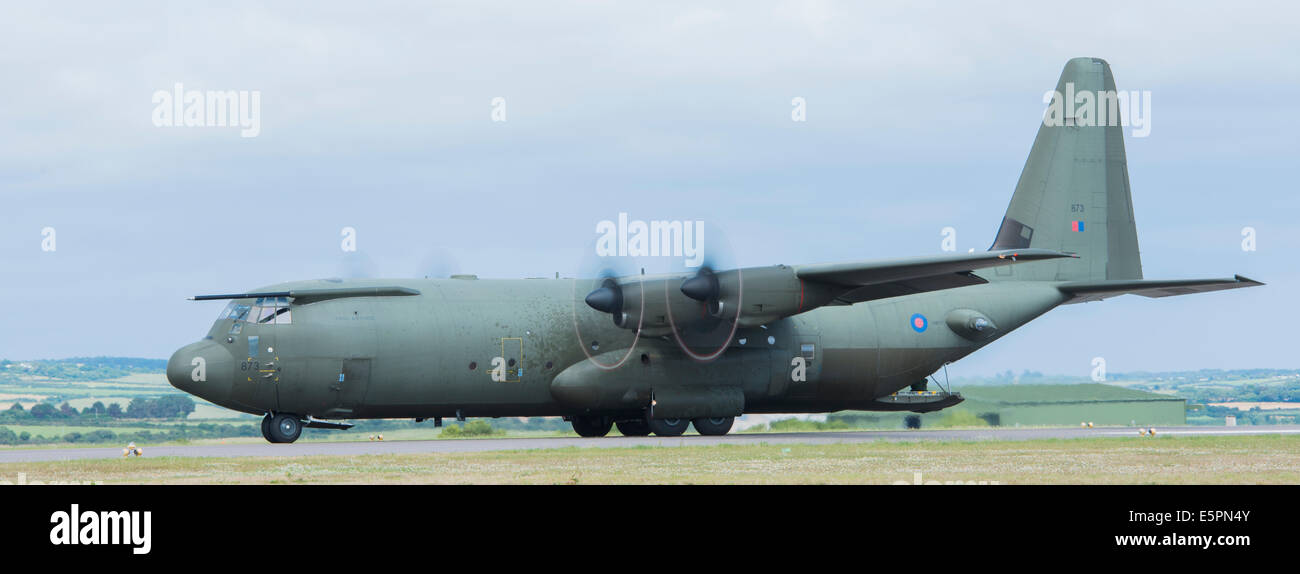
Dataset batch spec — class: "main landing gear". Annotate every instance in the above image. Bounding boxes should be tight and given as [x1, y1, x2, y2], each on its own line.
[647, 417, 690, 437]
[570, 415, 614, 437]
[614, 419, 651, 436]
[690, 416, 735, 436]
[261, 413, 303, 444]
[569, 414, 736, 437]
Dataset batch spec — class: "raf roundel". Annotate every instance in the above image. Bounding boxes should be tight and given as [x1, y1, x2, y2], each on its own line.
[910, 313, 928, 333]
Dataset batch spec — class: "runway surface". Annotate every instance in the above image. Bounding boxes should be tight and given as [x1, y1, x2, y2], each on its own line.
[3, 425, 1298, 463]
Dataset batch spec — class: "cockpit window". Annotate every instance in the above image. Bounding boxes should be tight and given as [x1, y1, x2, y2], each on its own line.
[254, 306, 278, 323]
[251, 297, 292, 325]
[221, 302, 252, 322]
[218, 297, 290, 324]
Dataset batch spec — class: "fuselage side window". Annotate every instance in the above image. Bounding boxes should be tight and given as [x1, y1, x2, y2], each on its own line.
[800, 343, 816, 362]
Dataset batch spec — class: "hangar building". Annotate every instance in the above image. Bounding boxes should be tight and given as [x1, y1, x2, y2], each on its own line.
[954, 383, 1186, 427]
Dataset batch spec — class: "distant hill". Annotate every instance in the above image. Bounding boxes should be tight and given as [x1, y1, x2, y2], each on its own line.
[953, 368, 1300, 386]
[1, 357, 167, 382]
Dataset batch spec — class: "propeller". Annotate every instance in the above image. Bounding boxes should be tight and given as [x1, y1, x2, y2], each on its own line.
[335, 248, 462, 280]
[336, 251, 377, 279]
[569, 250, 645, 369]
[664, 226, 745, 358]
[574, 250, 639, 328]
[416, 247, 461, 279]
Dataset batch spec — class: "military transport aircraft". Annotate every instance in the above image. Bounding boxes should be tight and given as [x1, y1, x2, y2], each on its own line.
[167, 58, 1261, 443]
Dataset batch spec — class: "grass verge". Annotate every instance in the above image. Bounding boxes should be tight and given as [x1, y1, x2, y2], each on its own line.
[2, 434, 1296, 485]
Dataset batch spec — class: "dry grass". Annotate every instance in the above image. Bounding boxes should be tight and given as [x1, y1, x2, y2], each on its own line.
[3, 434, 1298, 485]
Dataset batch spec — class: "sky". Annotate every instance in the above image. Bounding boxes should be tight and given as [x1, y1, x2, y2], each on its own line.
[1, 1, 1296, 377]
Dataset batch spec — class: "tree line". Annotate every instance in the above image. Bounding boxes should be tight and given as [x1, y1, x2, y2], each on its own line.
[2, 395, 196, 422]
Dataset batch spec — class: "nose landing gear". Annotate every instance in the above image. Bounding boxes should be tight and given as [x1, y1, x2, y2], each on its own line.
[261, 413, 303, 443]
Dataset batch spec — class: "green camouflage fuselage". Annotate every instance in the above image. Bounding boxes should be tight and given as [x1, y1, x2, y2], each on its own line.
[166, 58, 1259, 424]
[168, 276, 1064, 420]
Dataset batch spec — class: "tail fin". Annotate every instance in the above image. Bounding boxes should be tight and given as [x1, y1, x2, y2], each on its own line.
[988, 57, 1142, 282]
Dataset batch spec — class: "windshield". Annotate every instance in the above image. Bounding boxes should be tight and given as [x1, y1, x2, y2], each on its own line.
[252, 297, 292, 324]
[220, 302, 251, 321]
[218, 297, 291, 324]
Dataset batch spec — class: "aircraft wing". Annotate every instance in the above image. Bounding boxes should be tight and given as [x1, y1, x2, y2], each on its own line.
[1056, 275, 1263, 304]
[585, 248, 1076, 333]
[795, 248, 1075, 305]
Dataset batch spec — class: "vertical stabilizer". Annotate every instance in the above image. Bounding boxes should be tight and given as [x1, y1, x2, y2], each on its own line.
[988, 57, 1142, 282]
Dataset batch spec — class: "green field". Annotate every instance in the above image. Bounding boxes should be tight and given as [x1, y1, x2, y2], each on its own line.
[3, 434, 1297, 484]
[1, 424, 163, 437]
[1, 367, 243, 421]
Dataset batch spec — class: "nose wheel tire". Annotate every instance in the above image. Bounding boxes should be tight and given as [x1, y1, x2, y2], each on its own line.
[647, 417, 689, 437]
[615, 419, 652, 436]
[267, 413, 303, 443]
[571, 415, 613, 437]
[260, 414, 276, 443]
[691, 416, 734, 436]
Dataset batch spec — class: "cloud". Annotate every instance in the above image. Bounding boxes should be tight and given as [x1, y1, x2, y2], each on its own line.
[0, 0, 1295, 368]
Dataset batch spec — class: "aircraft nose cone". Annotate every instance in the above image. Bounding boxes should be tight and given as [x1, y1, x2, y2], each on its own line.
[167, 340, 233, 401]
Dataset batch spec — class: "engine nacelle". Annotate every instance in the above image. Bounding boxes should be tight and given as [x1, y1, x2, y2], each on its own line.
[584, 265, 841, 335]
[687, 265, 839, 328]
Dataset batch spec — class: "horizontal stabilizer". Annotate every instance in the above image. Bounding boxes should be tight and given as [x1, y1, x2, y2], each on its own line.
[1057, 275, 1263, 304]
[189, 286, 421, 304]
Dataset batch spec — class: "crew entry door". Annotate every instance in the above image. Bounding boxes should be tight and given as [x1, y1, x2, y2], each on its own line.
[230, 297, 289, 410]
[249, 297, 290, 385]
[335, 358, 372, 414]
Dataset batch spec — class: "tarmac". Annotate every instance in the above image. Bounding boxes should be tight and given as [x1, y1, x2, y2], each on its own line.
[2, 424, 1298, 463]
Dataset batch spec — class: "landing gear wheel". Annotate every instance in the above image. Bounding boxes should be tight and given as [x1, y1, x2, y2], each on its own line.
[261, 414, 276, 443]
[615, 419, 651, 437]
[691, 416, 734, 436]
[571, 415, 613, 437]
[268, 413, 303, 444]
[648, 417, 689, 437]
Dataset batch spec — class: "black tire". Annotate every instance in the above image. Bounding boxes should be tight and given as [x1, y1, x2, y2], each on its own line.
[691, 416, 734, 436]
[268, 413, 303, 443]
[261, 414, 276, 443]
[904, 414, 922, 430]
[615, 419, 651, 437]
[571, 415, 612, 437]
[648, 417, 689, 437]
